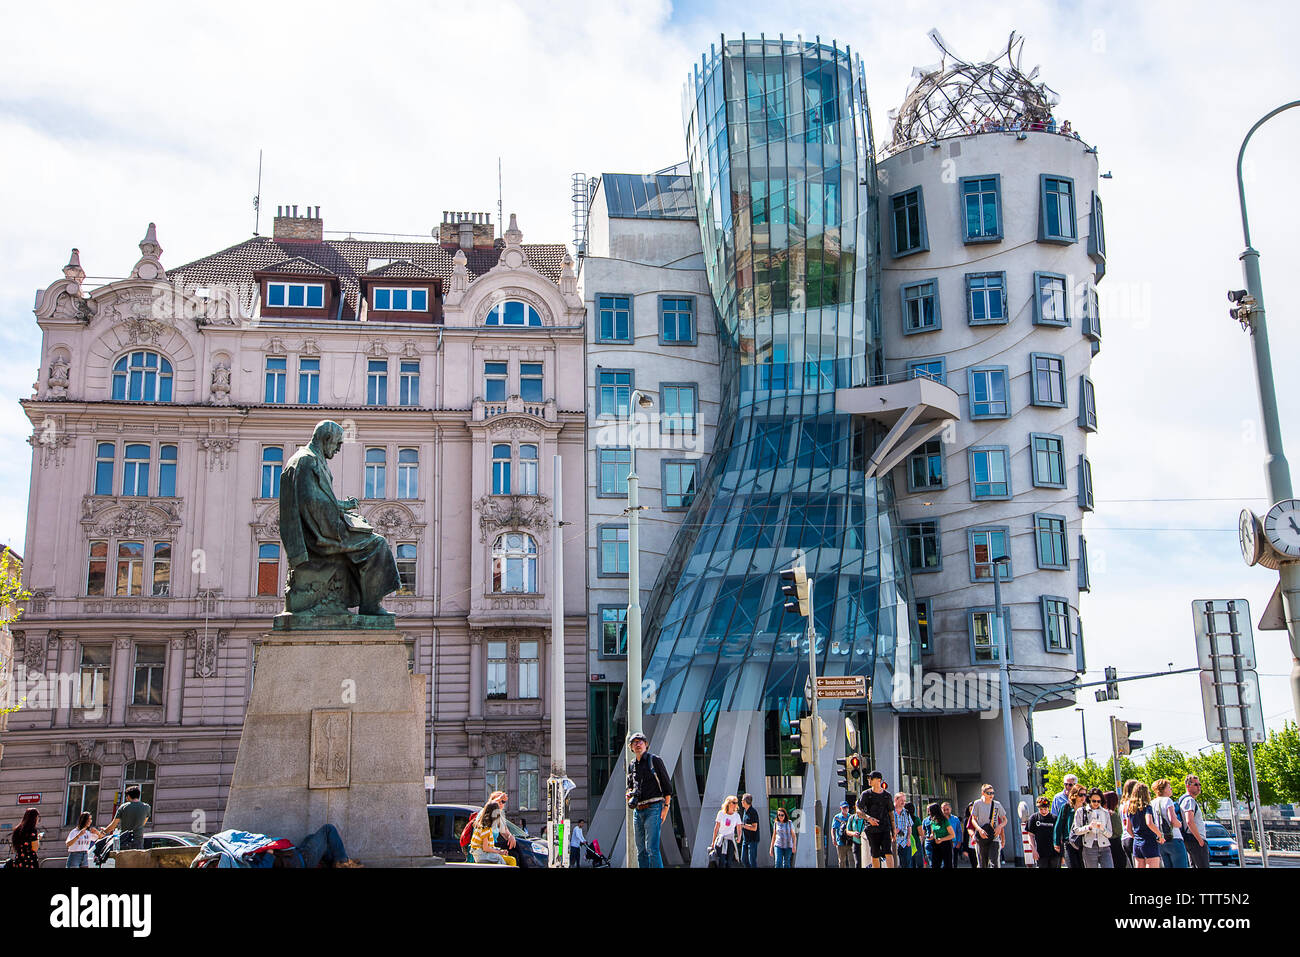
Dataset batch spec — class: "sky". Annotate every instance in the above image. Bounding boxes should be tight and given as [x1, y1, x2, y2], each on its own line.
[2, 0, 1300, 766]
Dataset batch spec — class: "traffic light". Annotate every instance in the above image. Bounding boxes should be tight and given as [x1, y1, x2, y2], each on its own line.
[1037, 767, 1050, 791]
[1112, 716, 1143, 756]
[780, 565, 810, 617]
[1228, 289, 1255, 329]
[790, 715, 813, 765]
[1104, 666, 1119, 701]
[846, 752, 863, 791]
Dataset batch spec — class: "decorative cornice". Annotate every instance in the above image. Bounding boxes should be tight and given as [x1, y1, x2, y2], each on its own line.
[473, 494, 551, 543]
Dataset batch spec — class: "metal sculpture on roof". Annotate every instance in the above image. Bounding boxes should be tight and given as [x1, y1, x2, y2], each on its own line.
[885, 30, 1061, 154]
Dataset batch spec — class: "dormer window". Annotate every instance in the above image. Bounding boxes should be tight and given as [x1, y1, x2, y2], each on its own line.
[485, 300, 542, 326]
[373, 287, 428, 312]
[266, 281, 325, 308]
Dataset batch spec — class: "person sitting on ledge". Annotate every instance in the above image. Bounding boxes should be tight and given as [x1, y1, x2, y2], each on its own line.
[279, 419, 400, 617]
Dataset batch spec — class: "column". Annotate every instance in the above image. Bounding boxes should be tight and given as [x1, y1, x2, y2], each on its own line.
[110, 636, 131, 726]
[469, 632, 483, 720]
[165, 637, 185, 725]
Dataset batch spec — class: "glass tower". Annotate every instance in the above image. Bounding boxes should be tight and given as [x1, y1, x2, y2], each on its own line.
[640, 38, 916, 768]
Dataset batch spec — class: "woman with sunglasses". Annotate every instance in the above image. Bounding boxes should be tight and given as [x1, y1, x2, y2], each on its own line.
[711, 795, 742, 868]
[770, 805, 796, 868]
[1072, 787, 1114, 867]
[1053, 785, 1086, 868]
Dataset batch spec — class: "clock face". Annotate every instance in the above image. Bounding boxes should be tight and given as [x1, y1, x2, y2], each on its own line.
[1240, 509, 1262, 566]
[1263, 499, 1300, 558]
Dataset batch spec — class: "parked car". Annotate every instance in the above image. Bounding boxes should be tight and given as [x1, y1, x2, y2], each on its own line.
[427, 803, 548, 866]
[41, 829, 210, 868]
[1204, 822, 1241, 866]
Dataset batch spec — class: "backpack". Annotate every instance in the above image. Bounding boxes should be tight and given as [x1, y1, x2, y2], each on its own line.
[459, 813, 478, 849]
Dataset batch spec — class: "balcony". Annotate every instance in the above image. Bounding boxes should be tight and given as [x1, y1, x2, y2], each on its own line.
[472, 396, 555, 422]
[835, 372, 960, 478]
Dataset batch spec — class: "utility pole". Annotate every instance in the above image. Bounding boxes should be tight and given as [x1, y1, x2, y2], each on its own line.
[624, 391, 653, 867]
[547, 454, 568, 866]
[1235, 100, 1300, 727]
[806, 579, 824, 869]
[992, 555, 1022, 867]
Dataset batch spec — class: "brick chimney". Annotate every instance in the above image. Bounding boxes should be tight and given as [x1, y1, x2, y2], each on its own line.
[273, 205, 323, 242]
[438, 211, 495, 251]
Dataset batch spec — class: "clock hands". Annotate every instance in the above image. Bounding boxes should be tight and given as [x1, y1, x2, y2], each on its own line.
[1290, 515, 1300, 536]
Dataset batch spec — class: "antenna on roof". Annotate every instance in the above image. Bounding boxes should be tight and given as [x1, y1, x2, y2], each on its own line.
[253, 149, 263, 236]
[498, 157, 503, 241]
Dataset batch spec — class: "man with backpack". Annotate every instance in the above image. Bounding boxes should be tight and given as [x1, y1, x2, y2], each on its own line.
[1180, 776, 1209, 869]
[625, 731, 672, 868]
[856, 771, 894, 868]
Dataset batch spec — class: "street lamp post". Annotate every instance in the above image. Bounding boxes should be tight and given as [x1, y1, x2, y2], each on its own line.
[1235, 100, 1300, 727]
[625, 389, 653, 868]
[1075, 707, 1088, 763]
[991, 554, 1023, 867]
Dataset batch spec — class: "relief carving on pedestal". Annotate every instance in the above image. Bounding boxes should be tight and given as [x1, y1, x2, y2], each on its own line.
[309, 709, 352, 789]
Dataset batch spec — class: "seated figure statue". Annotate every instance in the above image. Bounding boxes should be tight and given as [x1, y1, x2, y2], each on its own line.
[276, 420, 400, 625]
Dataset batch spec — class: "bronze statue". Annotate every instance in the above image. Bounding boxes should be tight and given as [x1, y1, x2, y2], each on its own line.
[278, 420, 400, 622]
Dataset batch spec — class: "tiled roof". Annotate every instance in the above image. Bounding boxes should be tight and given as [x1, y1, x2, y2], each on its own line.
[169, 235, 568, 319]
[364, 259, 438, 279]
[260, 256, 335, 275]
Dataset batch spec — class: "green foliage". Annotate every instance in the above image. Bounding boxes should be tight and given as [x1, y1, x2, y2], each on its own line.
[0, 546, 30, 716]
[1255, 723, 1300, 805]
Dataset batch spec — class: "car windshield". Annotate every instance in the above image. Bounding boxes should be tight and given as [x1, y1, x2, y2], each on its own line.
[1204, 824, 1230, 838]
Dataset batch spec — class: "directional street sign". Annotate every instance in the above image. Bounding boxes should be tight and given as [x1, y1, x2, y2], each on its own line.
[814, 675, 868, 700]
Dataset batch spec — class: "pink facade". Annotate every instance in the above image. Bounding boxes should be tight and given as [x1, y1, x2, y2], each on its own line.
[1, 213, 590, 840]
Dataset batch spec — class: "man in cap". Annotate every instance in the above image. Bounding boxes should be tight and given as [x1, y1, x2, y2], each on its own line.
[625, 731, 673, 867]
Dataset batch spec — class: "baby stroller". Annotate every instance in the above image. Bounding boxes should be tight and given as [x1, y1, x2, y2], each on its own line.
[582, 838, 611, 868]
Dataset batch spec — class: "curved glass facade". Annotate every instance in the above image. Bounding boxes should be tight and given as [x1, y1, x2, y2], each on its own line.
[641, 37, 916, 729]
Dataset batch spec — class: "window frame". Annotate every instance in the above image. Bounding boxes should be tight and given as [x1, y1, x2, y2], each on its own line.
[597, 368, 634, 418]
[900, 278, 941, 335]
[967, 525, 1013, 583]
[965, 271, 1008, 326]
[597, 447, 633, 498]
[660, 382, 698, 434]
[1078, 375, 1098, 431]
[1088, 191, 1106, 262]
[595, 293, 634, 343]
[1039, 174, 1078, 244]
[596, 523, 630, 578]
[1034, 513, 1070, 571]
[598, 604, 628, 659]
[264, 356, 287, 404]
[363, 447, 387, 499]
[1030, 433, 1068, 490]
[968, 606, 1012, 665]
[366, 358, 389, 407]
[395, 542, 417, 595]
[906, 438, 946, 492]
[1040, 595, 1073, 653]
[1029, 352, 1067, 408]
[491, 443, 513, 496]
[297, 356, 320, 404]
[904, 519, 942, 574]
[131, 642, 166, 707]
[661, 458, 699, 511]
[94, 442, 116, 496]
[968, 445, 1012, 501]
[658, 295, 697, 345]
[266, 281, 325, 309]
[906, 357, 946, 385]
[371, 287, 429, 312]
[256, 542, 281, 596]
[260, 446, 284, 499]
[915, 598, 934, 655]
[518, 362, 544, 404]
[958, 174, 1003, 244]
[396, 447, 419, 500]
[483, 361, 509, 404]
[889, 186, 929, 258]
[491, 532, 539, 593]
[398, 360, 420, 407]
[1032, 271, 1071, 327]
[1078, 455, 1095, 511]
[967, 365, 1011, 420]
[111, 350, 174, 402]
[1078, 535, 1091, 592]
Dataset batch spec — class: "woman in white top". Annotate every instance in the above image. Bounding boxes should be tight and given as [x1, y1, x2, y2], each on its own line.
[65, 812, 103, 868]
[712, 795, 742, 868]
[1072, 787, 1114, 868]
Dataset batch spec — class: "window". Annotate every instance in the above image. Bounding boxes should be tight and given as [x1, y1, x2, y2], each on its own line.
[399, 361, 420, 407]
[749, 421, 787, 470]
[1030, 433, 1067, 489]
[1088, 192, 1107, 261]
[1040, 175, 1078, 243]
[257, 543, 280, 595]
[598, 448, 632, 496]
[1078, 455, 1095, 511]
[485, 300, 541, 326]
[111, 351, 173, 402]
[968, 446, 1011, 500]
[95, 443, 115, 495]
[1035, 515, 1069, 570]
[662, 460, 698, 510]
[1082, 285, 1102, 343]
[968, 527, 1011, 581]
[736, 497, 779, 549]
[518, 641, 539, 699]
[966, 272, 1006, 325]
[1041, 596, 1072, 652]
[907, 358, 946, 385]
[298, 357, 320, 404]
[123, 761, 157, 808]
[364, 448, 386, 499]
[598, 370, 632, 417]
[908, 439, 945, 491]
[901, 280, 940, 334]
[660, 296, 695, 343]
[264, 357, 287, 404]
[518, 753, 540, 811]
[372, 287, 428, 311]
[969, 608, 1010, 664]
[152, 542, 171, 596]
[1030, 353, 1066, 407]
[518, 445, 538, 495]
[1078, 376, 1098, 431]
[661, 384, 697, 433]
[367, 359, 388, 406]
[960, 175, 1002, 242]
[65, 763, 101, 828]
[86, 541, 108, 595]
[600, 606, 627, 656]
[484, 362, 508, 403]
[397, 448, 419, 499]
[492, 444, 512, 495]
[261, 447, 283, 498]
[78, 646, 110, 710]
[1034, 272, 1069, 326]
[597, 294, 632, 342]
[158, 445, 177, 497]
[598, 525, 629, 576]
[1078, 536, 1091, 592]
[519, 363, 543, 403]
[266, 281, 325, 308]
[890, 187, 928, 256]
[485, 753, 507, 795]
[492, 533, 537, 592]
[968, 366, 1009, 419]
[915, 599, 932, 654]
[122, 444, 150, 496]
[132, 643, 165, 706]
[905, 520, 941, 572]
[396, 543, 417, 594]
[115, 541, 145, 596]
[487, 642, 508, 698]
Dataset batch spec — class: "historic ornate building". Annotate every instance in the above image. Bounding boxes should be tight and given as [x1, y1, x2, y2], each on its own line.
[1, 209, 588, 837]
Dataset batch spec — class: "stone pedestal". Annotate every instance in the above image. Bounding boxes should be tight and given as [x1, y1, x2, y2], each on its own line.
[222, 627, 434, 867]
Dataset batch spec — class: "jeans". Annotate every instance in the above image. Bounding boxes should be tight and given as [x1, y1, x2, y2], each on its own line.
[633, 804, 664, 868]
[569, 846, 581, 868]
[741, 841, 759, 868]
[1082, 843, 1114, 868]
[926, 841, 953, 869]
[774, 846, 793, 868]
[299, 824, 348, 867]
[1159, 839, 1189, 869]
[66, 851, 88, 868]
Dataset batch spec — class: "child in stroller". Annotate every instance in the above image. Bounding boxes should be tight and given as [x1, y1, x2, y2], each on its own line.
[582, 838, 611, 867]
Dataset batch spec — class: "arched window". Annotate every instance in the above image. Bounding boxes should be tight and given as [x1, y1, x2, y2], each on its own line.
[492, 533, 537, 593]
[484, 300, 541, 327]
[65, 762, 100, 826]
[123, 760, 157, 807]
[112, 351, 173, 402]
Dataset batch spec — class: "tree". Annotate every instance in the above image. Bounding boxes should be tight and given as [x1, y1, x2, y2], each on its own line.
[0, 546, 30, 717]
[1255, 723, 1300, 805]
